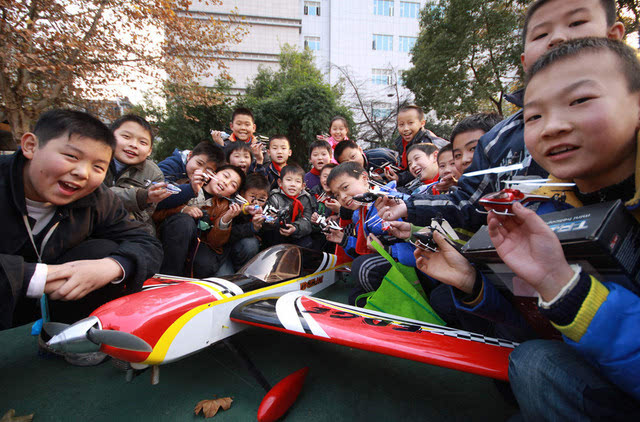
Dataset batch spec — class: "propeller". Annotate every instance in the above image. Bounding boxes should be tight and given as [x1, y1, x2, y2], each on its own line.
[47, 316, 152, 354]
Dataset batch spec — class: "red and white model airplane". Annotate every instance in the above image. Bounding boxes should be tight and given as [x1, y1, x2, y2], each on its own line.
[45, 244, 518, 420]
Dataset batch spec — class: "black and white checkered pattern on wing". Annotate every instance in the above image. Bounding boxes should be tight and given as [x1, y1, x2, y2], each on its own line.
[425, 327, 519, 349]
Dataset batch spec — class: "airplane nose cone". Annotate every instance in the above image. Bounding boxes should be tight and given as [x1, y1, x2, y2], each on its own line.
[48, 316, 102, 354]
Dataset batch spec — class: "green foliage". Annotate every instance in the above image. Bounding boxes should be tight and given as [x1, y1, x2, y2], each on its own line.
[404, 0, 529, 122]
[135, 81, 234, 161]
[240, 45, 353, 167]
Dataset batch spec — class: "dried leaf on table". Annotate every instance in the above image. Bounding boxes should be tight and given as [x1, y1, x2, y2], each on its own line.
[194, 397, 233, 418]
[0, 409, 34, 422]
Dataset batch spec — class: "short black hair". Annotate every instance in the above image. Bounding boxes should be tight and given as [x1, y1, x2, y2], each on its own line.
[320, 162, 338, 174]
[268, 134, 290, 148]
[450, 113, 501, 144]
[333, 140, 360, 162]
[329, 116, 350, 134]
[34, 109, 115, 151]
[242, 173, 269, 192]
[398, 104, 425, 120]
[309, 139, 332, 156]
[407, 143, 438, 158]
[231, 107, 254, 124]
[522, 0, 617, 46]
[215, 164, 246, 194]
[226, 141, 254, 162]
[327, 161, 366, 189]
[191, 141, 225, 167]
[280, 164, 305, 180]
[110, 114, 154, 145]
[526, 38, 640, 94]
[437, 144, 454, 162]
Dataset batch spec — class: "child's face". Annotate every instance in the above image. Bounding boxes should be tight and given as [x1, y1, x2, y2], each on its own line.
[229, 114, 256, 141]
[452, 129, 484, 173]
[310, 147, 331, 171]
[21, 133, 112, 205]
[330, 172, 369, 210]
[397, 109, 425, 142]
[336, 146, 365, 168]
[330, 120, 348, 142]
[205, 168, 242, 197]
[269, 138, 292, 165]
[113, 121, 152, 166]
[242, 187, 268, 207]
[521, 0, 623, 72]
[524, 51, 640, 193]
[186, 153, 216, 180]
[319, 167, 333, 192]
[229, 149, 252, 173]
[407, 149, 439, 181]
[437, 150, 461, 183]
[278, 173, 304, 197]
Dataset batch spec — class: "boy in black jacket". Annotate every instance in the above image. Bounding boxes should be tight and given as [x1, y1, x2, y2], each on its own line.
[0, 110, 162, 334]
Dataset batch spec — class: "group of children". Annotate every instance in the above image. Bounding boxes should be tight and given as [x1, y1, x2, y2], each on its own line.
[0, 0, 638, 417]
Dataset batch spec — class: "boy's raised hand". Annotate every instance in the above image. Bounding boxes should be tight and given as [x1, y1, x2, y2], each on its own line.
[376, 197, 408, 221]
[250, 141, 264, 164]
[45, 258, 123, 301]
[413, 231, 476, 294]
[210, 130, 225, 146]
[325, 227, 344, 244]
[487, 202, 574, 302]
[147, 182, 173, 203]
[221, 203, 243, 225]
[252, 213, 265, 232]
[279, 223, 297, 237]
[190, 169, 207, 194]
[311, 212, 319, 224]
[383, 167, 399, 181]
[325, 198, 341, 214]
[386, 220, 412, 239]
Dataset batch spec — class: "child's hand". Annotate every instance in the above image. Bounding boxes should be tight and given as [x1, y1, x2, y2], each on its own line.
[45, 258, 123, 301]
[366, 233, 381, 252]
[245, 204, 261, 216]
[311, 212, 319, 224]
[487, 202, 574, 302]
[325, 228, 344, 244]
[252, 213, 265, 232]
[279, 223, 297, 237]
[435, 174, 457, 192]
[376, 197, 408, 220]
[384, 167, 399, 181]
[316, 134, 328, 141]
[250, 141, 264, 164]
[182, 206, 203, 219]
[386, 220, 412, 240]
[147, 182, 173, 203]
[325, 198, 341, 213]
[190, 169, 207, 194]
[414, 231, 476, 294]
[210, 130, 225, 146]
[221, 203, 242, 225]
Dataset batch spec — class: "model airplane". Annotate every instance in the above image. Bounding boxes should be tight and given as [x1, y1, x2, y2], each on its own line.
[45, 244, 518, 420]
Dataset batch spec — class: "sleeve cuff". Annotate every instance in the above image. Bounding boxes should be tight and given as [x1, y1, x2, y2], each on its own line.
[26, 263, 48, 298]
[108, 256, 132, 284]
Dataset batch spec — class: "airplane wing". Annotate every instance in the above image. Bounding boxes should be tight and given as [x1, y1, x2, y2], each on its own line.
[230, 292, 517, 381]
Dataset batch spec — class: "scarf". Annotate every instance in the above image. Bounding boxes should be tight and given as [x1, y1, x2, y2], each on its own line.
[229, 133, 254, 144]
[310, 167, 321, 176]
[284, 192, 304, 223]
[355, 205, 370, 255]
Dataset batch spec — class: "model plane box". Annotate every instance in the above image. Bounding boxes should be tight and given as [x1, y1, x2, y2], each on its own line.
[461, 200, 640, 297]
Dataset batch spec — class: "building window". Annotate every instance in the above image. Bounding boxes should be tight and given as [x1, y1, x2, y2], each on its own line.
[374, 0, 394, 16]
[372, 68, 393, 85]
[304, 36, 321, 51]
[400, 1, 420, 18]
[372, 105, 392, 118]
[398, 36, 417, 52]
[372, 34, 393, 51]
[304, 1, 321, 16]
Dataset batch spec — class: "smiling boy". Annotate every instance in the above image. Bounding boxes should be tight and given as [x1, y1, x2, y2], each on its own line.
[305, 140, 332, 190]
[264, 135, 292, 191]
[0, 109, 162, 334]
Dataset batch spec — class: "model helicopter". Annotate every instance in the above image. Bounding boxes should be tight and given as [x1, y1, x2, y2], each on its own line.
[45, 245, 518, 421]
[477, 179, 575, 216]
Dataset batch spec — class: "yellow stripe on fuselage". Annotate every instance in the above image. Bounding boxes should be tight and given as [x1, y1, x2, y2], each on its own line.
[142, 262, 349, 364]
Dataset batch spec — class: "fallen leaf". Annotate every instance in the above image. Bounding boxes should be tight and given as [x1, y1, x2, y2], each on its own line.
[0, 409, 34, 422]
[194, 397, 233, 418]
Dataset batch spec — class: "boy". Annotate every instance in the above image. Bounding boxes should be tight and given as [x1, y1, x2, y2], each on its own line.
[305, 140, 332, 190]
[262, 165, 313, 248]
[105, 114, 171, 235]
[492, 38, 640, 419]
[389, 105, 448, 186]
[380, 0, 625, 230]
[211, 107, 264, 165]
[226, 142, 253, 174]
[0, 110, 162, 334]
[325, 162, 418, 304]
[334, 140, 399, 179]
[450, 113, 501, 174]
[434, 144, 460, 194]
[154, 165, 245, 277]
[265, 135, 292, 191]
[405, 143, 440, 194]
[227, 173, 269, 271]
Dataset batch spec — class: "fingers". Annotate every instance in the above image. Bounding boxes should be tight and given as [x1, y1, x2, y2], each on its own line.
[432, 230, 454, 251]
